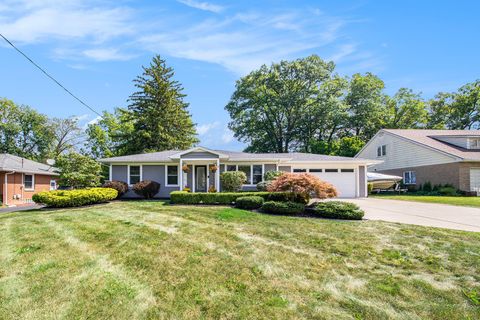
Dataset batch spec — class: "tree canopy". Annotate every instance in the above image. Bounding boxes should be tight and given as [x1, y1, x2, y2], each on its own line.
[123, 55, 198, 153]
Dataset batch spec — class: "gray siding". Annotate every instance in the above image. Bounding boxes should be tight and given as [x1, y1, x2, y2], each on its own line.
[278, 166, 291, 172]
[359, 165, 366, 197]
[122, 165, 180, 198]
[181, 151, 219, 159]
[111, 165, 128, 182]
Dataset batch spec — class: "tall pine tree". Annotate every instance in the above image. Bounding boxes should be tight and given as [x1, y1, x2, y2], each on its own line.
[124, 55, 198, 153]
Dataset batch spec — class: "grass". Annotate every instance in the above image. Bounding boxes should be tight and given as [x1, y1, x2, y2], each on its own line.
[371, 194, 480, 208]
[0, 201, 479, 319]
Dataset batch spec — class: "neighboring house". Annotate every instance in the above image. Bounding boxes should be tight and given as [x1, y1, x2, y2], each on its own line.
[99, 147, 378, 198]
[356, 129, 480, 193]
[0, 154, 59, 206]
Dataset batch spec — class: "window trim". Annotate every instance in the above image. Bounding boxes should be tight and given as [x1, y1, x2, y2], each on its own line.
[128, 165, 142, 186]
[403, 171, 416, 185]
[252, 165, 263, 185]
[23, 173, 35, 191]
[377, 144, 387, 157]
[165, 165, 180, 187]
[223, 164, 264, 186]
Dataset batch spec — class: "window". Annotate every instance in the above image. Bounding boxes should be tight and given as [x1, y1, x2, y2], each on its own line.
[325, 169, 338, 173]
[403, 171, 416, 185]
[227, 165, 237, 171]
[49, 180, 56, 191]
[293, 169, 307, 173]
[167, 165, 179, 186]
[253, 165, 263, 184]
[238, 165, 251, 184]
[309, 169, 322, 173]
[377, 145, 387, 157]
[129, 166, 141, 185]
[341, 169, 354, 173]
[470, 139, 480, 149]
[24, 174, 34, 190]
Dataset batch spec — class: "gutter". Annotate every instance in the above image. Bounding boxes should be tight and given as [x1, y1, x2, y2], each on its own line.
[4, 171, 15, 207]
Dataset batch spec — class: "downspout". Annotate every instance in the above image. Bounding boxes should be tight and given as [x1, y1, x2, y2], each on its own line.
[4, 171, 15, 206]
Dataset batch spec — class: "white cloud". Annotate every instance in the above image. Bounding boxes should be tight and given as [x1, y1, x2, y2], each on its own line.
[221, 128, 234, 143]
[0, 1, 134, 44]
[177, 0, 224, 13]
[139, 10, 349, 74]
[82, 48, 135, 61]
[197, 121, 220, 135]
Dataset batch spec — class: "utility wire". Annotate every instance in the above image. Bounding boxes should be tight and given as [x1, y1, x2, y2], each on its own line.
[0, 33, 102, 117]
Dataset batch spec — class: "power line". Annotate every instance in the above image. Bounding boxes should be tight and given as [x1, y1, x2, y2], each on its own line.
[0, 33, 102, 117]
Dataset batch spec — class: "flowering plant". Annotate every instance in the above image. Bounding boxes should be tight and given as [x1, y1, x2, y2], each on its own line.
[209, 165, 218, 173]
[182, 165, 190, 173]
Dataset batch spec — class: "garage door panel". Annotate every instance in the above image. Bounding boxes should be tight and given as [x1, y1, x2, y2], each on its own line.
[311, 172, 356, 198]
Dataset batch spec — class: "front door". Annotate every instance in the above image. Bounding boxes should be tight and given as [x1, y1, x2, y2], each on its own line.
[195, 166, 207, 192]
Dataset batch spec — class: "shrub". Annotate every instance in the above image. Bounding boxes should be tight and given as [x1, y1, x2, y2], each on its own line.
[132, 180, 160, 199]
[220, 171, 247, 192]
[235, 196, 264, 210]
[422, 181, 433, 192]
[264, 170, 283, 181]
[367, 183, 374, 194]
[261, 201, 305, 215]
[170, 191, 306, 205]
[438, 186, 458, 196]
[102, 180, 128, 199]
[268, 173, 337, 202]
[256, 181, 271, 191]
[32, 188, 118, 208]
[208, 186, 217, 193]
[312, 201, 364, 220]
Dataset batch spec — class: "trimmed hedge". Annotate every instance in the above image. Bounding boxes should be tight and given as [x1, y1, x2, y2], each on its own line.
[133, 180, 160, 199]
[312, 201, 364, 220]
[102, 180, 128, 199]
[235, 196, 264, 210]
[170, 191, 307, 205]
[32, 188, 118, 208]
[261, 201, 305, 215]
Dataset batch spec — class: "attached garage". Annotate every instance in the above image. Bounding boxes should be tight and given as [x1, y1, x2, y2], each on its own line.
[292, 167, 362, 198]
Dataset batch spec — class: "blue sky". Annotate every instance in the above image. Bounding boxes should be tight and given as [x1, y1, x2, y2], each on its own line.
[1, 0, 480, 151]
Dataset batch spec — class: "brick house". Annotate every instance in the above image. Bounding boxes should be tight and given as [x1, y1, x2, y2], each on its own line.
[356, 129, 480, 193]
[0, 154, 59, 206]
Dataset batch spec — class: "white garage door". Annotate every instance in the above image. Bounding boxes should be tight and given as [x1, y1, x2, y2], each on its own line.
[470, 168, 480, 192]
[309, 170, 357, 198]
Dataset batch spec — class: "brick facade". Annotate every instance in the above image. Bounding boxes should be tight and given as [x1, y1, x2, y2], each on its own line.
[0, 172, 58, 206]
[377, 162, 480, 191]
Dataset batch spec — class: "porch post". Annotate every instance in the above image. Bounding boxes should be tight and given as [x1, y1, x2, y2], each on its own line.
[192, 164, 195, 192]
[216, 159, 220, 192]
[179, 159, 183, 190]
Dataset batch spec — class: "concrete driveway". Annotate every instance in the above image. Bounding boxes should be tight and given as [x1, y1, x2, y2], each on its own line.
[343, 198, 480, 232]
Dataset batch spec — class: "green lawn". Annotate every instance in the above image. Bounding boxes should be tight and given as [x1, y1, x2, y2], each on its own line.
[0, 201, 479, 319]
[371, 194, 480, 208]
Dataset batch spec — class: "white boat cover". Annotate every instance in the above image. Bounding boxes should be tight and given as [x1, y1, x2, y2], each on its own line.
[367, 172, 402, 182]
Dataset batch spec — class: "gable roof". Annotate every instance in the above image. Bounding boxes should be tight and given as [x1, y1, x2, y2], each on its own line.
[0, 154, 59, 175]
[365, 129, 480, 161]
[99, 147, 377, 164]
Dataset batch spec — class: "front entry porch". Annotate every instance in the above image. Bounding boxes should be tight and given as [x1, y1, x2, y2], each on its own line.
[179, 159, 220, 192]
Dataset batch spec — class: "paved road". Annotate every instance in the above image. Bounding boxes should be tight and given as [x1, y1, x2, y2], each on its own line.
[343, 198, 480, 232]
[0, 204, 43, 214]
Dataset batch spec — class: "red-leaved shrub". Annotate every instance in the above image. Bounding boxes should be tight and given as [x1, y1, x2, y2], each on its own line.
[267, 173, 337, 202]
[102, 180, 128, 199]
[133, 180, 160, 199]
